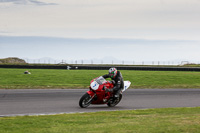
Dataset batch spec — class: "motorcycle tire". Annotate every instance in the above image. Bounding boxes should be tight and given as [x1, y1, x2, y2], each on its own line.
[79, 93, 92, 108]
[107, 94, 122, 107]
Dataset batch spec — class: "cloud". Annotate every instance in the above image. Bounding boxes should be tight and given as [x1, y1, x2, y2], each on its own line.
[0, 0, 56, 5]
[0, 36, 197, 45]
[1, 0, 200, 40]
[0, 31, 10, 33]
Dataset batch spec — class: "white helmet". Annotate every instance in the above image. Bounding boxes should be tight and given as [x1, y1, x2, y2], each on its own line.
[109, 67, 117, 78]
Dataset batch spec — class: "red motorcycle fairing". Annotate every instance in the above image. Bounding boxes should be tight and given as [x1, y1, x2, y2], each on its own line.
[86, 80, 114, 104]
[87, 90, 95, 97]
[91, 91, 112, 104]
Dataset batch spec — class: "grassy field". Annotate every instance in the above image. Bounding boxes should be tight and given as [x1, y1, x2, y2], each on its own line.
[0, 107, 200, 133]
[0, 68, 200, 89]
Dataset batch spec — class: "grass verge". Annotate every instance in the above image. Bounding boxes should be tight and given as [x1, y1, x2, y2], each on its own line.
[1, 68, 200, 89]
[0, 107, 200, 133]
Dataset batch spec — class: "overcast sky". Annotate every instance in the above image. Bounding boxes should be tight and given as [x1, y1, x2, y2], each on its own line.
[1, 0, 200, 63]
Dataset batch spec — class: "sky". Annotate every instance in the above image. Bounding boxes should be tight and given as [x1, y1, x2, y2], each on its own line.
[0, 0, 200, 64]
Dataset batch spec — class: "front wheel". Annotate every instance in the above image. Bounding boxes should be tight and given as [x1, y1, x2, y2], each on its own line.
[107, 94, 122, 107]
[79, 93, 92, 108]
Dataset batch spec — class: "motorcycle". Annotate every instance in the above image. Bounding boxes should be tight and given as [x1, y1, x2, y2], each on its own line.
[79, 76, 131, 108]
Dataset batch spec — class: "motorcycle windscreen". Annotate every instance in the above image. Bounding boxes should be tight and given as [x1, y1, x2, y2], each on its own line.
[122, 81, 131, 92]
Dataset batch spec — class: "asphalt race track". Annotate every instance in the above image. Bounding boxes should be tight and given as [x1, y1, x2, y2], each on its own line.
[1, 89, 200, 117]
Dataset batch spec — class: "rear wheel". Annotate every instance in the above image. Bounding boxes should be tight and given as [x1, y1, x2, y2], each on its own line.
[79, 93, 92, 108]
[107, 94, 122, 107]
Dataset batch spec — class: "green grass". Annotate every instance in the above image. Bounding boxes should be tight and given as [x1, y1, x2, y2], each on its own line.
[0, 107, 200, 133]
[1, 68, 200, 89]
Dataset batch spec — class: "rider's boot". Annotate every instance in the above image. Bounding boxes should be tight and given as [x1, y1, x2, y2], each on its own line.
[113, 90, 122, 100]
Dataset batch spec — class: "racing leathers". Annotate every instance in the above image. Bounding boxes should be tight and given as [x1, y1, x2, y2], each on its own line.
[103, 71, 124, 97]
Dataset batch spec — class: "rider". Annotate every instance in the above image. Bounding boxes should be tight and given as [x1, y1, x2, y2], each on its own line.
[102, 67, 124, 98]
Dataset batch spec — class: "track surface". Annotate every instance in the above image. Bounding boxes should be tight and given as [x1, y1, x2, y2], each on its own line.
[1, 89, 200, 116]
